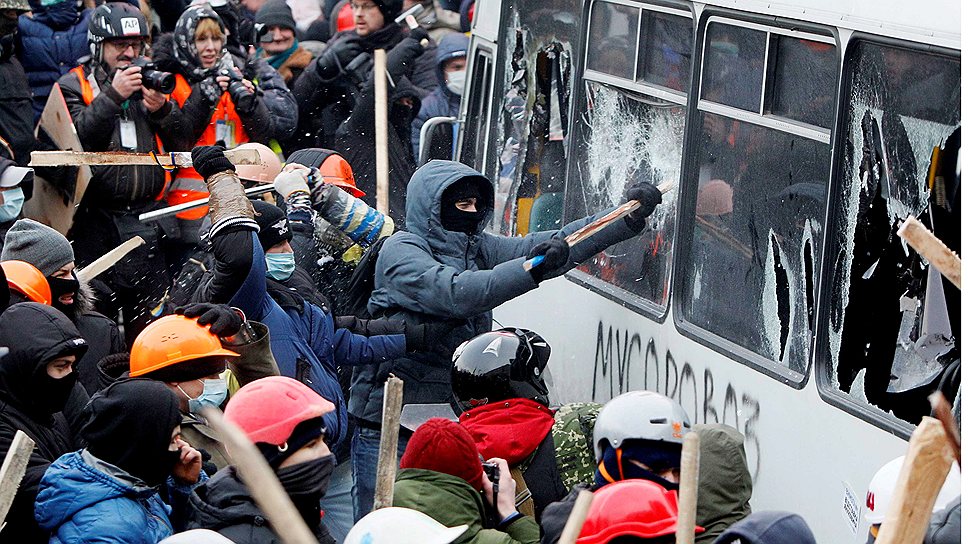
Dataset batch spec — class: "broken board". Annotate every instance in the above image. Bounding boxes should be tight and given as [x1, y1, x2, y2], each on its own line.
[23, 83, 90, 235]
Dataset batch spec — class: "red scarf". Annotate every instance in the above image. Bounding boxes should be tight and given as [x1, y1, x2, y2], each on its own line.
[459, 398, 555, 465]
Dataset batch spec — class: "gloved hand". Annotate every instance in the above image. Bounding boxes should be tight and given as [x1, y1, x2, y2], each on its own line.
[191, 145, 235, 180]
[526, 238, 570, 283]
[176, 303, 243, 337]
[404, 319, 462, 353]
[273, 169, 311, 199]
[315, 36, 365, 80]
[624, 182, 663, 229]
[386, 31, 427, 81]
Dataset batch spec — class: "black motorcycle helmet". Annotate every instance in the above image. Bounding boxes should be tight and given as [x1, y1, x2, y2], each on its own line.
[451, 327, 551, 415]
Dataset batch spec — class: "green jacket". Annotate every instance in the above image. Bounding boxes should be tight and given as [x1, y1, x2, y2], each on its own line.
[393, 469, 540, 544]
[694, 424, 753, 543]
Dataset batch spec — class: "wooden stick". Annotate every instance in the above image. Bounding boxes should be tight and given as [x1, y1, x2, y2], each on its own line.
[374, 49, 390, 216]
[0, 431, 36, 529]
[874, 417, 955, 544]
[139, 184, 276, 222]
[676, 432, 700, 544]
[897, 216, 961, 289]
[75, 236, 145, 283]
[929, 392, 961, 469]
[558, 489, 595, 544]
[372, 375, 404, 510]
[29, 148, 262, 168]
[524, 181, 674, 271]
[201, 408, 317, 544]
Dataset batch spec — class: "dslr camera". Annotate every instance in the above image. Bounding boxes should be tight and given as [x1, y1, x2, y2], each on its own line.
[130, 58, 175, 94]
[218, 56, 256, 113]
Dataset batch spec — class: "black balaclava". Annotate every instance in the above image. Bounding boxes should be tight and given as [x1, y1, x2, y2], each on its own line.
[47, 272, 80, 318]
[0, 303, 87, 418]
[440, 178, 488, 235]
[82, 378, 183, 487]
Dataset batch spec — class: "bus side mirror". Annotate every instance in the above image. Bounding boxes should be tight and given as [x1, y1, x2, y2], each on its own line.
[418, 116, 461, 166]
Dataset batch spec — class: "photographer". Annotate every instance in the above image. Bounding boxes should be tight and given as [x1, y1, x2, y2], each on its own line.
[151, 3, 296, 251]
[393, 418, 540, 543]
[57, 2, 183, 344]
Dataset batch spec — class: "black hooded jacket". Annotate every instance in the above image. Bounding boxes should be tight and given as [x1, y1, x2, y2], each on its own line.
[0, 303, 88, 544]
[186, 466, 336, 544]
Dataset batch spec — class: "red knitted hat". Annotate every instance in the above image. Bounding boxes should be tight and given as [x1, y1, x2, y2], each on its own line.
[400, 418, 484, 491]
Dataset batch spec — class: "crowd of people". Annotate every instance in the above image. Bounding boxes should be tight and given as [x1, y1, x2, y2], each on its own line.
[0, 0, 960, 543]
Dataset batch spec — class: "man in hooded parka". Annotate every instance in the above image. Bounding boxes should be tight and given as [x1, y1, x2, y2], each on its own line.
[0, 302, 88, 543]
[349, 159, 663, 517]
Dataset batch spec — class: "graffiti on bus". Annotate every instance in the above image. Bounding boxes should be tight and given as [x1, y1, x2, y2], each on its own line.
[592, 320, 762, 480]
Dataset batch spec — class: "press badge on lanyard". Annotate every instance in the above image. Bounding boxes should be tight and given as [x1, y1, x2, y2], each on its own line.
[120, 103, 137, 150]
[216, 117, 236, 148]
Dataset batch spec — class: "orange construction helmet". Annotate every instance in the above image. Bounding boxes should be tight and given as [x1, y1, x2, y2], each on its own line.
[236, 142, 283, 184]
[287, 148, 365, 198]
[1, 260, 52, 305]
[129, 314, 239, 378]
[577, 480, 702, 543]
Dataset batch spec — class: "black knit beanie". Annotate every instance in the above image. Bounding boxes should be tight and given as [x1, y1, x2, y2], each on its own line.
[255, 0, 296, 32]
[374, 0, 403, 22]
[253, 200, 292, 251]
[256, 416, 327, 468]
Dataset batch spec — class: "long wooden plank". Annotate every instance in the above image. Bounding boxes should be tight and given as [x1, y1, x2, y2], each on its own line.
[29, 148, 262, 168]
[0, 431, 36, 530]
[897, 215, 961, 289]
[372, 376, 404, 510]
[675, 432, 700, 544]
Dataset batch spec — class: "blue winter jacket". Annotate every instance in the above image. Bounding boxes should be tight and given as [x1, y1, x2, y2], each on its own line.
[35, 450, 205, 544]
[207, 228, 405, 449]
[350, 160, 642, 423]
[17, 1, 92, 119]
[411, 33, 468, 159]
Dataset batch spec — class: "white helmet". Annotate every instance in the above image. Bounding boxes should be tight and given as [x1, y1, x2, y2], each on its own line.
[864, 455, 961, 525]
[345, 507, 469, 544]
[235, 143, 282, 183]
[592, 390, 691, 461]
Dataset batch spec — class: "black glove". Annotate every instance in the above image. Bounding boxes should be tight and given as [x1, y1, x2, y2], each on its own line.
[316, 36, 365, 80]
[624, 182, 663, 229]
[176, 303, 243, 337]
[191, 145, 235, 179]
[404, 320, 462, 353]
[406, 26, 431, 46]
[526, 238, 570, 283]
[386, 33, 426, 81]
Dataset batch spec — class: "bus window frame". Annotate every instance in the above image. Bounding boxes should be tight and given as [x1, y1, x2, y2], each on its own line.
[813, 32, 961, 438]
[562, 0, 695, 322]
[671, 8, 841, 390]
[457, 39, 497, 175]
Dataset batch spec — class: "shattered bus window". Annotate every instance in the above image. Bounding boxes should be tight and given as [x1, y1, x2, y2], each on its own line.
[823, 41, 960, 423]
[682, 113, 828, 375]
[566, 83, 684, 310]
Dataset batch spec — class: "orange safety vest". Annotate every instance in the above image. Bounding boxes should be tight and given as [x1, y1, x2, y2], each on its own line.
[70, 66, 170, 202]
[166, 73, 250, 219]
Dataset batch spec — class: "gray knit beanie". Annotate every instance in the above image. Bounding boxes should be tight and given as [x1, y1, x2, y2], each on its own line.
[255, 0, 296, 32]
[1, 219, 74, 276]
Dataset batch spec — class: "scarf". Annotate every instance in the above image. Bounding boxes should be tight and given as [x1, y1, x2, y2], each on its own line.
[263, 40, 300, 70]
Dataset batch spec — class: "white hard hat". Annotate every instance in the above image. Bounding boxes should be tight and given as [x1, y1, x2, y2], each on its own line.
[235, 142, 282, 183]
[345, 507, 468, 544]
[864, 455, 961, 525]
[592, 390, 691, 461]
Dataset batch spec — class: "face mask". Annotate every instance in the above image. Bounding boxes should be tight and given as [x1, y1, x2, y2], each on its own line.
[47, 272, 80, 315]
[265, 252, 296, 281]
[178, 378, 228, 414]
[445, 69, 466, 96]
[0, 187, 25, 223]
[276, 454, 336, 527]
[36, 369, 77, 415]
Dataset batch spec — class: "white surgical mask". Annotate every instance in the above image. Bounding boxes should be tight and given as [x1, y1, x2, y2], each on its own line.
[445, 69, 466, 96]
[0, 187, 24, 223]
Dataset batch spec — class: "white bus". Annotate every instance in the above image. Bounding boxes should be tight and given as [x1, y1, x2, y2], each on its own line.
[429, 0, 961, 541]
